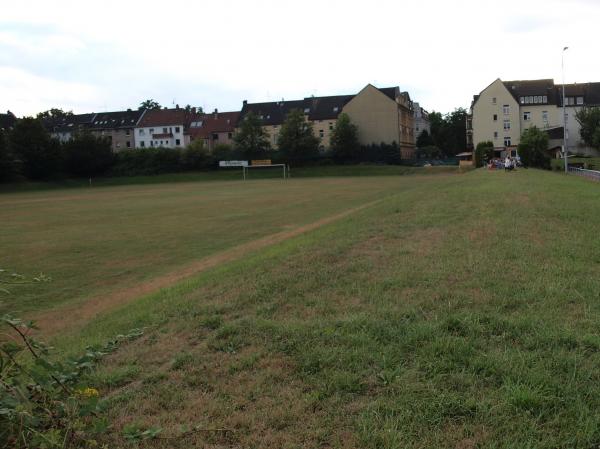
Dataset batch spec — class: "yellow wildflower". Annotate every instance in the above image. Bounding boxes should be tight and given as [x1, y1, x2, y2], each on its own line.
[77, 387, 100, 398]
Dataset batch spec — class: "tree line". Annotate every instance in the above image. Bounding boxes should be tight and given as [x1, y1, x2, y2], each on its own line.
[415, 108, 468, 159]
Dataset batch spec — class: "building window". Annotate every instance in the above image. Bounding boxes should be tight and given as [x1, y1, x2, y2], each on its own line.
[319, 130, 324, 138]
[126, 129, 130, 136]
[542, 95, 548, 103]
[303, 108, 310, 113]
[329, 122, 333, 130]
[228, 132, 233, 139]
[494, 131, 498, 138]
[523, 112, 531, 121]
[519, 97, 525, 104]
[212, 133, 219, 140]
[504, 137, 511, 147]
[542, 111, 549, 125]
[503, 105, 510, 115]
[577, 96, 584, 105]
[140, 141, 145, 147]
[503, 119, 511, 130]
[492, 97, 497, 104]
[149, 128, 154, 133]
[493, 114, 498, 121]
[333, 106, 339, 112]
[175, 126, 180, 133]
[139, 129, 145, 135]
[163, 127, 168, 133]
[126, 141, 131, 148]
[150, 141, 154, 147]
[175, 139, 180, 146]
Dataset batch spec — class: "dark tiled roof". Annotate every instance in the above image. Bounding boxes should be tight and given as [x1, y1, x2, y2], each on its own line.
[90, 110, 145, 129]
[0, 111, 17, 130]
[238, 94, 354, 126]
[189, 111, 240, 139]
[43, 113, 96, 133]
[138, 108, 200, 127]
[305, 95, 354, 121]
[545, 126, 564, 139]
[238, 100, 306, 126]
[503, 79, 559, 104]
[561, 82, 600, 106]
[377, 87, 399, 102]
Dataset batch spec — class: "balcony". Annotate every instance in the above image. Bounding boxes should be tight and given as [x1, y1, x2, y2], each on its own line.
[152, 133, 173, 139]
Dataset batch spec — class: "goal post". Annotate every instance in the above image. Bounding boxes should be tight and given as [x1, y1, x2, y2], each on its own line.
[242, 164, 289, 180]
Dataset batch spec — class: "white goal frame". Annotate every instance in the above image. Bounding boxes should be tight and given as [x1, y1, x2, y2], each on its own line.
[243, 164, 288, 180]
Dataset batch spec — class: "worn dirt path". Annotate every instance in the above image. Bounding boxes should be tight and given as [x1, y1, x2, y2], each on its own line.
[32, 199, 382, 336]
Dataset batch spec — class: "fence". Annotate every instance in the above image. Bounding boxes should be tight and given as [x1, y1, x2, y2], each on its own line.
[568, 166, 600, 182]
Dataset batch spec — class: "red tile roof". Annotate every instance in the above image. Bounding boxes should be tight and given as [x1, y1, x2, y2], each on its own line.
[189, 111, 240, 139]
[138, 108, 201, 127]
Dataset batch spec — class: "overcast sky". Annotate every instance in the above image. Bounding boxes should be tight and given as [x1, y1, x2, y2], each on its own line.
[1, 0, 597, 117]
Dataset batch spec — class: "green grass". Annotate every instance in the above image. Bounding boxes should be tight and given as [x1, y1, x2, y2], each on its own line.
[6, 168, 600, 448]
[0, 165, 459, 193]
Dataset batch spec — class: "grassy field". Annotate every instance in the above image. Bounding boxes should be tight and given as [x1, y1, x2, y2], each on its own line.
[4, 167, 600, 448]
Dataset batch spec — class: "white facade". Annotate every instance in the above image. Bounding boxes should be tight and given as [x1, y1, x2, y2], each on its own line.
[134, 124, 187, 148]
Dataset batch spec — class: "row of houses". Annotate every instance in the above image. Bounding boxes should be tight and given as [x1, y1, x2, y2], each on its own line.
[4, 83, 428, 159]
[467, 78, 600, 159]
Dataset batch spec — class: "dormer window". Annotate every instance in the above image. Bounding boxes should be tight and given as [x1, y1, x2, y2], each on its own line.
[304, 108, 310, 113]
[333, 106, 339, 112]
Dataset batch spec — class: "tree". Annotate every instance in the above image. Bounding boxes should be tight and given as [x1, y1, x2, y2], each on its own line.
[416, 130, 434, 148]
[277, 109, 320, 163]
[36, 109, 73, 120]
[428, 108, 468, 157]
[233, 112, 271, 159]
[330, 113, 360, 163]
[8, 118, 63, 179]
[416, 145, 442, 160]
[138, 99, 161, 111]
[575, 107, 600, 150]
[63, 132, 114, 177]
[474, 141, 494, 167]
[184, 104, 204, 114]
[0, 129, 19, 182]
[518, 126, 550, 169]
[181, 139, 211, 170]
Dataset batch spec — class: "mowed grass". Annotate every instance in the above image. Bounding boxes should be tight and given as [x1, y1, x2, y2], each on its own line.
[38, 168, 600, 448]
[1, 170, 458, 316]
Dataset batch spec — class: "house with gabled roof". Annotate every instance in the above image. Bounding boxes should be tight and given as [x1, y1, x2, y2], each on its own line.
[341, 84, 415, 159]
[134, 107, 201, 148]
[89, 109, 146, 152]
[0, 110, 17, 131]
[189, 109, 239, 151]
[468, 78, 600, 157]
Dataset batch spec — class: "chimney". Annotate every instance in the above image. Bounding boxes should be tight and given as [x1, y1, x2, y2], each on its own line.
[213, 108, 218, 119]
[243, 100, 247, 106]
[175, 104, 180, 109]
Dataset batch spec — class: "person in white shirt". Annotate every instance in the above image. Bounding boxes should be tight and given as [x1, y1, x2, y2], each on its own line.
[505, 156, 511, 171]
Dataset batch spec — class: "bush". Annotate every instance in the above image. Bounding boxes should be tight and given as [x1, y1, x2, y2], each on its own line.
[181, 140, 211, 170]
[474, 141, 494, 167]
[518, 127, 550, 169]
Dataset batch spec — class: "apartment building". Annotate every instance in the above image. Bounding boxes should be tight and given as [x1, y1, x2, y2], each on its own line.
[135, 108, 201, 148]
[238, 94, 353, 150]
[342, 85, 415, 159]
[189, 109, 239, 150]
[468, 78, 600, 157]
[44, 113, 97, 142]
[89, 109, 146, 152]
[413, 102, 430, 138]
[237, 84, 416, 158]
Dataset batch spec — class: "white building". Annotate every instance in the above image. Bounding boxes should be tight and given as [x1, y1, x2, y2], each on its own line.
[135, 108, 199, 148]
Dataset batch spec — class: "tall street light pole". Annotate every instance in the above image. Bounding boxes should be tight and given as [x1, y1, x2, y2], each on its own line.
[562, 46, 569, 174]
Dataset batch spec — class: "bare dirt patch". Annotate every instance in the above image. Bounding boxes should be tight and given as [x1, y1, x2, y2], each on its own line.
[31, 199, 382, 336]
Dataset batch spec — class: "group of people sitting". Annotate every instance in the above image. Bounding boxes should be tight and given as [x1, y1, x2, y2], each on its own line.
[487, 155, 520, 171]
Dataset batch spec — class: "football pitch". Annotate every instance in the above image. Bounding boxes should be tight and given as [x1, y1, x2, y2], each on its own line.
[3, 167, 600, 448]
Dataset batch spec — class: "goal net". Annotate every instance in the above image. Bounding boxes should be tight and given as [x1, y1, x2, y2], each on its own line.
[243, 164, 288, 180]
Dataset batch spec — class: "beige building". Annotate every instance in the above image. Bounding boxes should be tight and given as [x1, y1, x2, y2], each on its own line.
[468, 78, 600, 157]
[342, 85, 415, 158]
[238, 84, 416, 158]
[89, 109, 146, 151]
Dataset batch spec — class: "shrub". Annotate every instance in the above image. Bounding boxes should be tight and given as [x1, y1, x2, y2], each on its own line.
[518, 127, 550, 169]
[63, 131, 114, 177]
[181, 140, 211, 170]
[474, 141, 494, 167]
